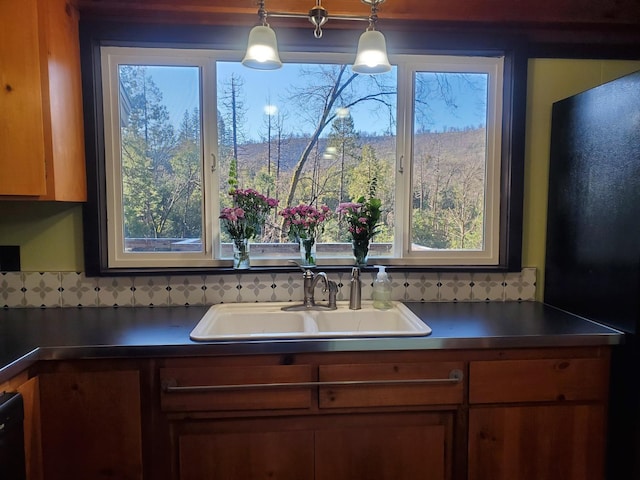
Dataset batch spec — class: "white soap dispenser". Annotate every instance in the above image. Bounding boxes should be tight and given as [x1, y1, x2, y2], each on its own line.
[372, 265, 392, 310]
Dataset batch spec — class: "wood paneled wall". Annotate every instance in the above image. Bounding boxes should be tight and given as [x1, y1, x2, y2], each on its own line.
[78, 0, 640, 27]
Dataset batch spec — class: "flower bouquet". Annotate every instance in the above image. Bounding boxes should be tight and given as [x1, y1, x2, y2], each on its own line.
[220, 188, 278, 269]
[337, 195, 382, 266]
[279, 204, 331, 267]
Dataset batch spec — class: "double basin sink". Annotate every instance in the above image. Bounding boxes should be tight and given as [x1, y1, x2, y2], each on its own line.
[190, 301, 432, 341]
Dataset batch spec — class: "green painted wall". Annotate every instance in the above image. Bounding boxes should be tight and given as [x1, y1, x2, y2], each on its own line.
[0, 202, 84, 272]
[1, 59, 639, 291]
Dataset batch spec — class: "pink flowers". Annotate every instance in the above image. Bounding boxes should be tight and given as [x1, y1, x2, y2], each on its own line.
[220, 207, 244, 223]
[337, 196, 382, 242]
[220, 189, 278, 240]
[231, 188, 278, 212]
[279, 204, 331, 241]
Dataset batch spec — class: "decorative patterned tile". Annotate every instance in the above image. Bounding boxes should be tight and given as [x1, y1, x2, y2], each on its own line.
[168, 275, 206, 306]
[405, 271, 439, 302]
[23, 272, 61, 308]
[359, 271, 376, 302]
[471, 272, 506, 302]
[0, 272, 25, 307]
[439, 272, 473, 302]
[504, 267, 536, 301]
[272, 273, 305, 304]
[203, 275, 237, 304]
[133, 276, 171, 306]
[97, 276, 134, 307]
[236, 273, 278, 302]
[384, 272, 405, 302]
[1, 268, 537, 308]
[61, 272, 99, 307]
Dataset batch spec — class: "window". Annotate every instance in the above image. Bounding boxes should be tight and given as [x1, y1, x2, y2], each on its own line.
[83, 26, 524, 274]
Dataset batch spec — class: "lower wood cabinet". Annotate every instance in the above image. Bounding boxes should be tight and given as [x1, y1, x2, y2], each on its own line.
[0, 371, 42, 480]
[468, 353, 610, 480]
[159, 354, 464, 480]
[314, 413, 450, 480]
[178, 422, 315, 480]
[1, 346, 611, 480]
[37, 367, 144, 480]
[174, 412, 451, 480]
[468, 404, 607, 480]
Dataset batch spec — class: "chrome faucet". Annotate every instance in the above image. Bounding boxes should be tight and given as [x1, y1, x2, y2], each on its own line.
[282, 269, 337, 311]
[349, 267, 361, 310]
[306, 270, 327, 307]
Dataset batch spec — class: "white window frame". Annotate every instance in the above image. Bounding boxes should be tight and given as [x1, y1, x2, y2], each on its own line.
[101, 47, 505, 268]
[394, 55, 504, 266]
[101, 47, 218, 268]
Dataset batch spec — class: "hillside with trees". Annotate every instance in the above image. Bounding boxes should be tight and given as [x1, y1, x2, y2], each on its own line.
[227, 126, 486, 249]
[118, 63, 487, 252]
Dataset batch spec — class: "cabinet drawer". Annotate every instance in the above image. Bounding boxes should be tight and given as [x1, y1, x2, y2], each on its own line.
[469, 357, 609, 404]
[160, 365, 314, 412]
[318, 362, 464, 408]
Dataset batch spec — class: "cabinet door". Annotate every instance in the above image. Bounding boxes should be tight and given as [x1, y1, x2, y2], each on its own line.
[178, 423, 314, 480]
[0, 0, 47, 195]
[1, 372, 43, 480]
[0, 0, 86, 200]
[38, 370, 143, 480]
[315, 413, 450, 480]
[468, 404, 606, 480]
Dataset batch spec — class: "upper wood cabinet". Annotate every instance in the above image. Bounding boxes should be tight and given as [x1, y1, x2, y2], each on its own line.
[0, 0, 86, 201]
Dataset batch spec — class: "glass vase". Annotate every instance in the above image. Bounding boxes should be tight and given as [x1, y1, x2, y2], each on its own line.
[352, 238, 370, 267]
[232, 238, 250, 270]
[299, 237, 317, 267]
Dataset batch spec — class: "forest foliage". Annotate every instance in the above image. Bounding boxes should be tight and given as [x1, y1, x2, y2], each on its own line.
[118, 64, 486, 251]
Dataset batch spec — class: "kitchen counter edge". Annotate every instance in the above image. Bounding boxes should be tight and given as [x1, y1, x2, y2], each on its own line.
[0, 301, 624, 384]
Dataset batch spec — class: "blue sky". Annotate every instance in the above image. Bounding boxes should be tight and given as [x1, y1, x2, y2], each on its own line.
[149, 62, 487, 141]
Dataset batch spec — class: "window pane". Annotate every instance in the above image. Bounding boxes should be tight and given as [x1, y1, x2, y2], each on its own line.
[411, 71, 488, 251]
[216, 61, 396, 260]
[118, 65, 203, 253]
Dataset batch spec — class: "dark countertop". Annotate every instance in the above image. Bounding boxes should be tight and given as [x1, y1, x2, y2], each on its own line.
[0, 301, 623, 383]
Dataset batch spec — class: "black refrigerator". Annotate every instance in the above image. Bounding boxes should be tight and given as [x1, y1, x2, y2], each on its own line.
[545, 69, 640, 479]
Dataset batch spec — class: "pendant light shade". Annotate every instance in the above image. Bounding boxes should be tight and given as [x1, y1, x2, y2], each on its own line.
[242, 0, 391, 74]
[352, 30, 391, 74]
[242, 25, 283, 70]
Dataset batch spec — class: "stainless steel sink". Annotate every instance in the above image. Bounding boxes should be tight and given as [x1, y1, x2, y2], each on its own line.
[189, 301, 431, 341]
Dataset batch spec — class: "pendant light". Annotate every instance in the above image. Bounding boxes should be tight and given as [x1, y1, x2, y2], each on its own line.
[352, 0, 391, 74]
[242, 0, 282, 70]
[242, 0, 391, 75]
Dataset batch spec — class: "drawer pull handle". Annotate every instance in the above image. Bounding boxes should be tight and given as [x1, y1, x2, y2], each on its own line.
[163, 369, 463, 393]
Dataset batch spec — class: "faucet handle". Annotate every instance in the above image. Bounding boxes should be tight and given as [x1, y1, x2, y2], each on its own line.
[288, 260, 315, 274]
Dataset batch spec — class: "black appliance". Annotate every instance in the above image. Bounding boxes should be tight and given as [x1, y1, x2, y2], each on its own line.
[545, 69, 640, 479]
[0, 392, 26, 480]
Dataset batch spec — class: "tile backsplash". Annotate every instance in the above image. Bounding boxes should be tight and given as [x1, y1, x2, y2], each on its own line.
[0, 268, 536, 308]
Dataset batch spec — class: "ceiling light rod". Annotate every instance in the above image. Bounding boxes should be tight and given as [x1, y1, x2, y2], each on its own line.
[261, 0, 385, 39]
